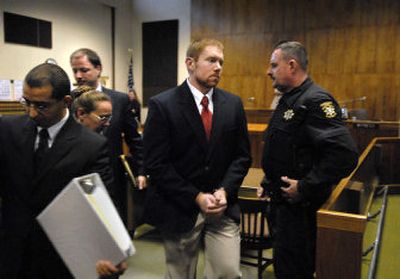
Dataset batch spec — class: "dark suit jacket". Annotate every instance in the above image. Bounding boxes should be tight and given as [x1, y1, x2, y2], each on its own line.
[143, 81, 252, 235]
[102, 87, 144, 176]
[102, 88, 144, 224]
[0, 114, 114, 278]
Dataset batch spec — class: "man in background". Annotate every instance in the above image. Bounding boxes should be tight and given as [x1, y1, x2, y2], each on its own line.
[143, 38, 251, 278]
[0, 63, 121, 278]
[259, 41, 358, 278]
[70, 49, 146, 227]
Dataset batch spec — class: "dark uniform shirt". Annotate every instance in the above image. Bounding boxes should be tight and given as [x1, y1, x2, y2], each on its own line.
[262, 78, 358, 205]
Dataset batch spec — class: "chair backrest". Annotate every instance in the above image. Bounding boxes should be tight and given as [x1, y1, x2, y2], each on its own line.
[238, 197, 271, 249]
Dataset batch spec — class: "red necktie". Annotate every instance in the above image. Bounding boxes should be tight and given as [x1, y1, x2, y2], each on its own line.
[201, 96, 212, 140]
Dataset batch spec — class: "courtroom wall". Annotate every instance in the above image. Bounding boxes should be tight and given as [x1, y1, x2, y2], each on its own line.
[0, 0, 133, 93]
[192, 0, 400, 121]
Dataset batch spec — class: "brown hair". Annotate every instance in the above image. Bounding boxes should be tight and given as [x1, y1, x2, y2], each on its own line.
[70, 85, 95, 99]
[186, 38, 224, 61]
[72, 90, 111, 115]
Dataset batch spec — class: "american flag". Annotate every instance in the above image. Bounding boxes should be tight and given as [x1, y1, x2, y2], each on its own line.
[127, 54, 134, 91]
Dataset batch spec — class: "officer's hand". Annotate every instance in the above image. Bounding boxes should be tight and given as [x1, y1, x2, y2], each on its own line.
[280, 176, 300, 203]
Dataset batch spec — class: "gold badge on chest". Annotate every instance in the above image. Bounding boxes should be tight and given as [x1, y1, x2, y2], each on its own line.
[283, 109, 295, 121]
[320, 101, 337, 118]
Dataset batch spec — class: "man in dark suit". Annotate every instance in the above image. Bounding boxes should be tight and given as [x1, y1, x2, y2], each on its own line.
[143, 38, 252, 279]
[70, 48, 146, 226]
[0, 63, 123, 278]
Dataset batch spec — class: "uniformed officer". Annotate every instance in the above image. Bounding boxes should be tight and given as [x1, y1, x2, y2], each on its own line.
[258, 41, 359, 279]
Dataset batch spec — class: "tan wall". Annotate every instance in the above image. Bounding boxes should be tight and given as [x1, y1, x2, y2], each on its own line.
[0, 0, 133, 93]
[191, 0, 400, 121]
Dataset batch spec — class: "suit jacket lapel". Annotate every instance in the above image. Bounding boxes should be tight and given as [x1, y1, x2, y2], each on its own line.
[207, 88, 226, 158]
[178, 82, 208, 152]
[34, 116, 77, 183]
[22, 118, 37, 180]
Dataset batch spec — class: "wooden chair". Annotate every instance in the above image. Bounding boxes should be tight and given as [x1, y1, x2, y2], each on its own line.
[239, 197, 273, 279]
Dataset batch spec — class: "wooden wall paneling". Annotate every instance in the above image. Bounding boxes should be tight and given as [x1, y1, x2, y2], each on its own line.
[395, 24, 400, 74]
[374, 75, 395, 120]
[343, 26, 360, 74]
[248, 34, 269, 76]
[303, 0, 319, 30]
[313, 73, 345, 103]
[358, 0, 379, 27]
[215, 0, 232, 35]
[356, 26, 377, 73]
[395, 74, 400, 121]
[332, 74, 348, 103]
[306, 29, 329, 75]
[219, 75, 240, 99]
[352, 74, 377, 119]
[243, 76, 260, 107]
[191, 0, 228, 37]
[340, 74, 357, 104]
[375, 0, 400, 26]
[376, 25, 396, 74]
[254, 76, 269, 108]
[221, 36, 240, 76]
[326, 28, 345, 74]
[304, 0, 353, 30]
[246, 0, 268, 34]
[282, 0, 305, 33]
[230, 0, 248, 34]
[203, 0, 221, 35]
[264, 0, 285, 34]
[370, 74, 385, 121]
[190, 0, 208, 38]
[191, 0, 400, 121]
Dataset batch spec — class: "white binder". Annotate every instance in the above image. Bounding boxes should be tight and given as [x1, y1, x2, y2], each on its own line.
[37, 173, 135, 279]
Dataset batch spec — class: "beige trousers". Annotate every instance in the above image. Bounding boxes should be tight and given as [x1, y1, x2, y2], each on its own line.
[162, 213, 241, 279]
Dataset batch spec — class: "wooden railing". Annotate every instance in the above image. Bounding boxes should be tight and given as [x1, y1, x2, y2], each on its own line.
[316, 137, 400, 279]
[0, 101, 25, 115]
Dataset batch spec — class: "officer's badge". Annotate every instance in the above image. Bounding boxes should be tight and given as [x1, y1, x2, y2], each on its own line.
[320, 101, 337, 118]
[283, 109, 295, 120]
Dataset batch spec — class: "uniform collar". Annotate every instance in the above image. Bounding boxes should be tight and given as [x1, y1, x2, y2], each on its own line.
[280, 78, 313, 107]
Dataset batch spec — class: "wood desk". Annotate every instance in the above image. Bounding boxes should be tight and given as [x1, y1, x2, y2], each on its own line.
[247, 123, 267, 168]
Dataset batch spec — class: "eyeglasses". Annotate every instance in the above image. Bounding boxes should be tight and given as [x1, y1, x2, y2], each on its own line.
[20, 97, 59, 113]
[91, 113, 112, 123]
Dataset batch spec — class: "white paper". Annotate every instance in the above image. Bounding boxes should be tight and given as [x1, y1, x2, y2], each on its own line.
[0, 79, 12, 100]
[37, 173, 134, 279]
[13, 80, 23, 100]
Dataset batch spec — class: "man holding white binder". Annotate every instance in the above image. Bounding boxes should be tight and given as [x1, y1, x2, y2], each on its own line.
[0, 63, 124, 278]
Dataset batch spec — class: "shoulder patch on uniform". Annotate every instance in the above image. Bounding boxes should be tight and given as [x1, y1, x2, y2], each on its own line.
[320, 101, 337, 118]
[283, 109, 294, 120]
